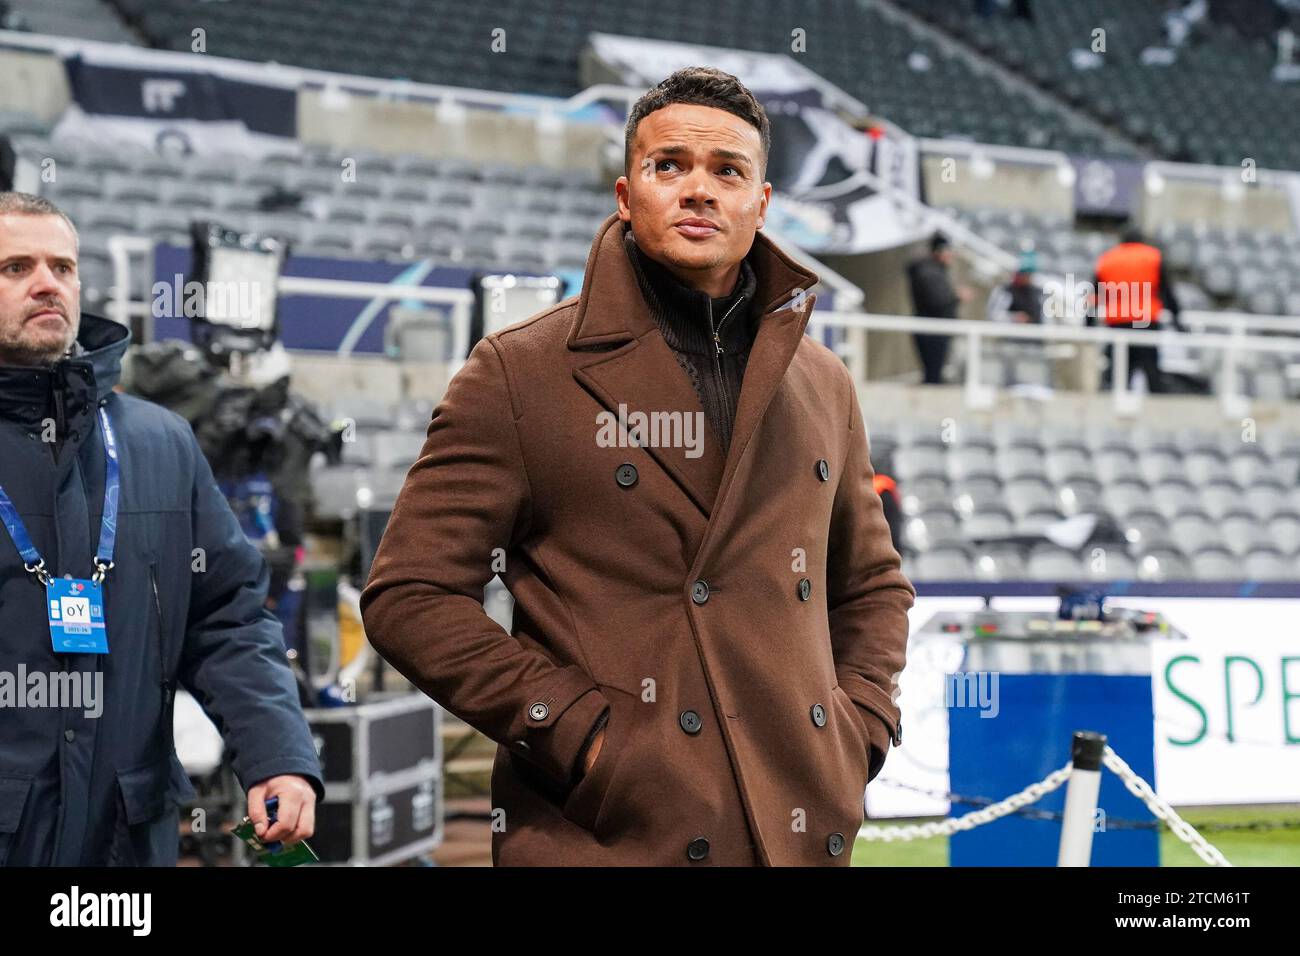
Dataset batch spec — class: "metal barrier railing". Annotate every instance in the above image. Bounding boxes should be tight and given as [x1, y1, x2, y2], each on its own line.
[813, 310, 1300, 414]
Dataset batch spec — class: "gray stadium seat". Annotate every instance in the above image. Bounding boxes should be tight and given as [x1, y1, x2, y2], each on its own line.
[1242, 549, 1292, 580]
[903, 512, 961, 553]
[1025, 545, 1083, 581]
[1191, 548, 1244, 581]
[1199, 481, 1245, 520]
[1220, 512, 1272, 557]
[1135, 548, 1195, 582]
[911, 547, 976, 581]
[1057, 480, 1104, 516]
[1102, 481, 1151, 521]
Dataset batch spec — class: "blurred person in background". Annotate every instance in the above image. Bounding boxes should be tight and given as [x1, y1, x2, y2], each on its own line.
[984, 249, 1049, 388]
[987, 249, 1046, 326]
[1091, 225, 1184, 394]
[907, 233, 970, 384]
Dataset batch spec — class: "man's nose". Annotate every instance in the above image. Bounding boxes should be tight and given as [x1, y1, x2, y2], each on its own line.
[29, 263, 64, 298]
[680, 169, 717, 206]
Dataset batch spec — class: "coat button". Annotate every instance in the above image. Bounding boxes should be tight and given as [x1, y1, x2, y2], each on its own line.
[797, 578, 812, 601]
[687, 837, 710, 861]
[64, 729, 76, 742]
[816, 458, 830, 481]
[828, 832, 846, 856]
[810, 703, 827, 727]
[615, 462, 638, 488]
[679, 710, 702, 735]
[528, 702, 549, 721]
[690, 580, 710, 605]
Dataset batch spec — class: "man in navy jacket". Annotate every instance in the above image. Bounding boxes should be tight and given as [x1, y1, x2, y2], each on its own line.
[0, 191, 322, 865]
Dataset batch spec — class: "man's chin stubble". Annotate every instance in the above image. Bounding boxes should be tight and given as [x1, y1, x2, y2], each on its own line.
[0, 340, 73, 367]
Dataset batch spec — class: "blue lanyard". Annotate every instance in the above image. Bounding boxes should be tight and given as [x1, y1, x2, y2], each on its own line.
[0, 404, 120, 586]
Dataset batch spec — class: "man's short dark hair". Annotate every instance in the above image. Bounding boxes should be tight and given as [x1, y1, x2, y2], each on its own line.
[0, 191, 79, 248]
[624, 66, 771, 177]
[1120, 225, 1145, 245]
[930, 233, 951, 253]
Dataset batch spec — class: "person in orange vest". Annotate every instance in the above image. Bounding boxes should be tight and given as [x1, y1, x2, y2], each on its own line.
[1089, 226, 1185, 394]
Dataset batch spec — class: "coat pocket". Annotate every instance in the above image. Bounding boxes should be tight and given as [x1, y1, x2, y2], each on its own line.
[108, 760, 171, 866]
[0, 774, 34, 867]
[831, 685, 873, 781]
[560, 696, 637, 836]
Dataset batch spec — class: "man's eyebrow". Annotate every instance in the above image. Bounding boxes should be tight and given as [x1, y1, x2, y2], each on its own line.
[0, 254, 74, 266]
[650, 145, 753, 167]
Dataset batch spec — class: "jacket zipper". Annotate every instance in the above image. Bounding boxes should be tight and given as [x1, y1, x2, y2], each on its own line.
[709, 296, 746, 449]
[710, 295, 745, 358]
[50, 376, 65, 464]
[150, 564, 173, 711]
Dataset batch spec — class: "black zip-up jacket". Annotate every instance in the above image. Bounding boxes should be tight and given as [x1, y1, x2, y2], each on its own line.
[622, 227, 760, 456]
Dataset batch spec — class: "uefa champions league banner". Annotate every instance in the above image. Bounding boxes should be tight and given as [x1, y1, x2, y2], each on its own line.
[52, 45, 299, 159]
[586, 33, 927, 255]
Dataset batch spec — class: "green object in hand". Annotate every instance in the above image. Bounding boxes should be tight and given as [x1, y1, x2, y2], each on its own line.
[233, 796, 319, 867]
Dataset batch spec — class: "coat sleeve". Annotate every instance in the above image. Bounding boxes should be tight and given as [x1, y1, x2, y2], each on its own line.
[825, 369, 917, 783]
[177, 426, 325, 801]
[359, 336, 611, 790]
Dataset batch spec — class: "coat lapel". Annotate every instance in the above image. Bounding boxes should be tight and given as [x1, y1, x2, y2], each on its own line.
[569, 213, 819, 521]
[573, 333, 723, 517]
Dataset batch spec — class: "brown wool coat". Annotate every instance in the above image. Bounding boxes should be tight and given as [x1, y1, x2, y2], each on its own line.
[360, 213, 916, 866]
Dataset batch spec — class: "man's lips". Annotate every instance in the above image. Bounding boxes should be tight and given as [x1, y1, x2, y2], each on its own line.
[26, 309, 65, 322]
[674, 219, 720, 238]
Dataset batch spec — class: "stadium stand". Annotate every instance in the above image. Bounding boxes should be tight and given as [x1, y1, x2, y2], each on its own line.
[109, 0, 1138, 156]
[898, 0, 1300, 169]
[2, 125, 611, 306]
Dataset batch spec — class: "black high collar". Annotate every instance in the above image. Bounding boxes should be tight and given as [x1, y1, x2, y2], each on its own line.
[623, 226, 759, 357]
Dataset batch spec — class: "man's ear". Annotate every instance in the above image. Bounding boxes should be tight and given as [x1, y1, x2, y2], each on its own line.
[756, 181, 772, 230]
[615, 175, 631, 223]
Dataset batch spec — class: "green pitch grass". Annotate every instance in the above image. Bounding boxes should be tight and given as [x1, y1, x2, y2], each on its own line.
[852, 804, 1300, 867]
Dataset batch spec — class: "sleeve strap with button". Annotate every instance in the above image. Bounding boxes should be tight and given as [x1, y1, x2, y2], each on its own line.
[360, 336, 612, 792]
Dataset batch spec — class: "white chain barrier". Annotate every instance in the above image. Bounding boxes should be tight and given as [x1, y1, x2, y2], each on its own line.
[856, 744, 1234, 867]
[857, 762, 1072, 843]
[1101, 745, 1232, 867]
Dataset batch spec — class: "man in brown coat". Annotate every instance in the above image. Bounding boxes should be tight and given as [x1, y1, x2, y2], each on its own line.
[361, 67, 915, 866]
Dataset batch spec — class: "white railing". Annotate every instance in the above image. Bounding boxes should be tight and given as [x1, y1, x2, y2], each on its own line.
[1182, 308, 1300, 336]
[814, 310, 1300, 414]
